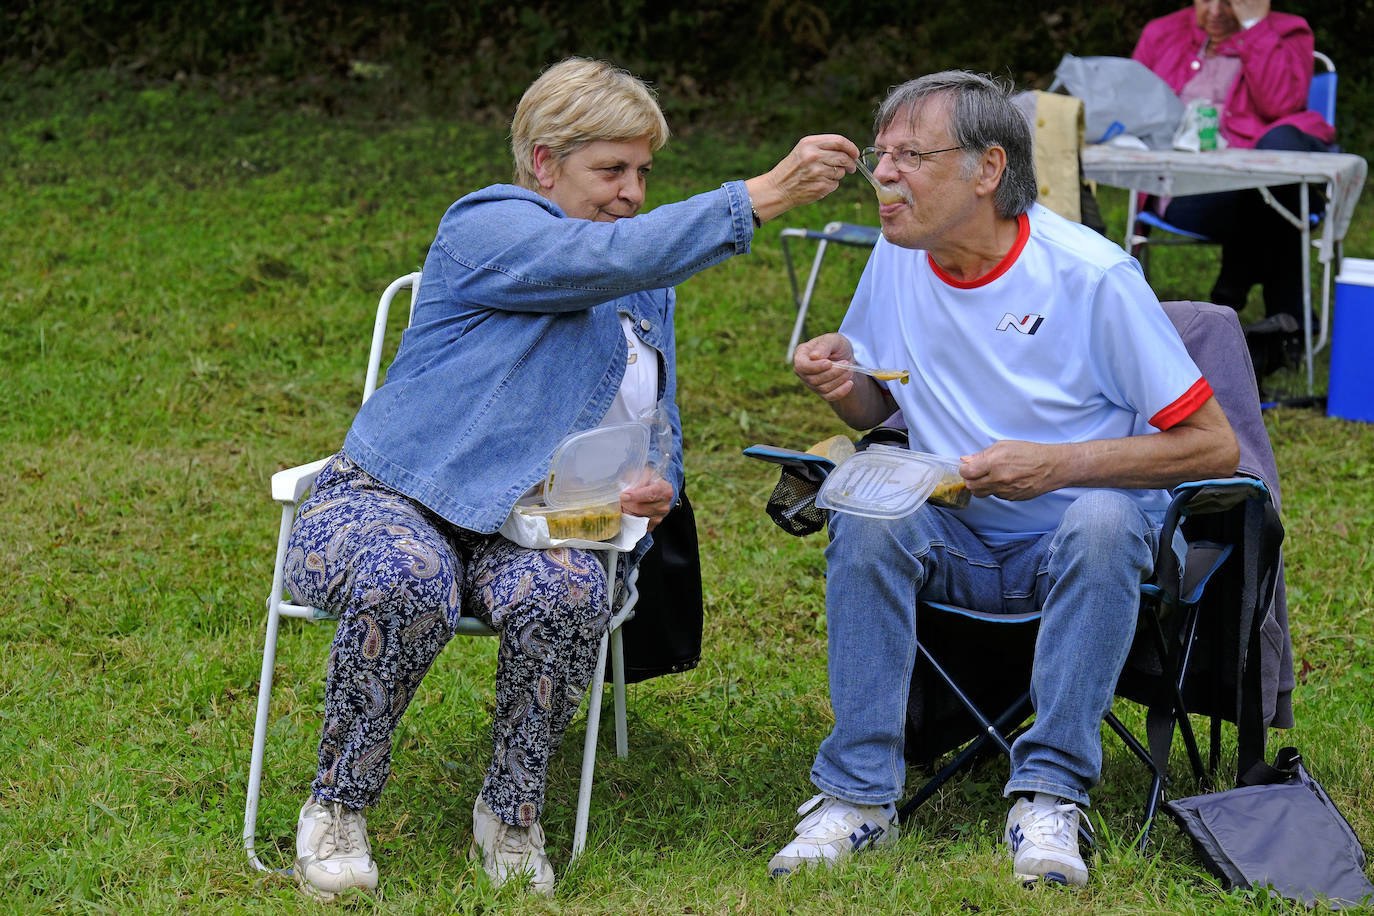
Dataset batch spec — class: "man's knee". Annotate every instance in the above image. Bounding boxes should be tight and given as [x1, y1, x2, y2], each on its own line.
[1052, 491, 1153, 567]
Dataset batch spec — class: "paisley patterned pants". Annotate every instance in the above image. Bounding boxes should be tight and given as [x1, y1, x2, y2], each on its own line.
[283, 452, 614, 827]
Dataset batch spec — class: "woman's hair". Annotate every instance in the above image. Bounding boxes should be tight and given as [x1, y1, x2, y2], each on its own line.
[874, 70, 1037, 219]
[510, 58, 670, 190]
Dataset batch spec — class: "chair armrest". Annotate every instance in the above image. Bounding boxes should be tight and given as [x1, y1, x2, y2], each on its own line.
[271, 458, 331, 504]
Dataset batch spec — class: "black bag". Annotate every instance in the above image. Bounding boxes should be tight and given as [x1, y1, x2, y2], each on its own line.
[1165, 747, 1374, 908]
[609, 489, 703, 683]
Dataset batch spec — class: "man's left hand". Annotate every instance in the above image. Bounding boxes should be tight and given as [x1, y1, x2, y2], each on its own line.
[959, 440, 1059, 501]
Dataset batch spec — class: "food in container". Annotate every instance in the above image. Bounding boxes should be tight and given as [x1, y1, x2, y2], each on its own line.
[518, 499, 623, 541]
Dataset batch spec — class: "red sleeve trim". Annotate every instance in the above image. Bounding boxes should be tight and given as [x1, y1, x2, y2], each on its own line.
[929, 213, 1030, 289]
[1149, 377, 1213, 430]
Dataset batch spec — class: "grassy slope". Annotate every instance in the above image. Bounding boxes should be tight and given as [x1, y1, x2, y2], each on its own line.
[1, 73, 1371, 913]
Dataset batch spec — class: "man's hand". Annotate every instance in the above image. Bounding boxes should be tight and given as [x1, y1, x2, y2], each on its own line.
[793, 333, 859, 402]
[620, 474, 675, 531]
[746, 135, 860, 224]
[792, 333, 898, 431]
[959, 440, 1061, 501]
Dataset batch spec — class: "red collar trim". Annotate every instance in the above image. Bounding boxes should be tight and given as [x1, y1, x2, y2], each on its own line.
[928, 213, 1030, 289]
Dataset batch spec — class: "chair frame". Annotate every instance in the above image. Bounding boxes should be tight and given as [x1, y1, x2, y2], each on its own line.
[243, 272, 638, 871]
[780, 222, 881, 362]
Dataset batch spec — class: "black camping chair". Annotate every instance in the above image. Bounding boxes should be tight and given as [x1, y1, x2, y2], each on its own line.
[745, 300, 1290, 852]
[899, 473, 1281, 852]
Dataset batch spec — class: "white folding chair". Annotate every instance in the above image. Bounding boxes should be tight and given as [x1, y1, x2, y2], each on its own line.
[243, 271, 639, 871]
[780, 221, 882, 362]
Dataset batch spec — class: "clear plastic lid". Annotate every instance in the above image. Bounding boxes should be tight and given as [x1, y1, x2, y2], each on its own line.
[544, 422, 650, 508]
[814, 445, 954, 518]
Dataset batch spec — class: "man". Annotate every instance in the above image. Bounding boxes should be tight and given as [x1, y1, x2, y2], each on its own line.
[770, 71, 1238, 887]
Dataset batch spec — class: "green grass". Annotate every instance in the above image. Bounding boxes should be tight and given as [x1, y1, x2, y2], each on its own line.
[2, 72, 1372, 914]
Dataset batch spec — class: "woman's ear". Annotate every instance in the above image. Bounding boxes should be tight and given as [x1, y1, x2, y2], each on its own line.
[532, 145, 560, 190]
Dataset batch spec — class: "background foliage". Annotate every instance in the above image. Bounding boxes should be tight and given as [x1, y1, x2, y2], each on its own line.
[5, 0, 1374, 149]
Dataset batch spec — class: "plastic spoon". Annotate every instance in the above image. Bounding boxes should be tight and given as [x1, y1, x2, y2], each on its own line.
[854, 157, 911, 205]
[832, 359, 910, 384]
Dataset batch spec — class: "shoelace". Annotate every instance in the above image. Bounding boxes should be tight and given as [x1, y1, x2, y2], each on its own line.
[494, 820, 546, 857]
[1023, 801, 1079, 851]
[795, 794, 863, 838]
[321, 801, 368, 858]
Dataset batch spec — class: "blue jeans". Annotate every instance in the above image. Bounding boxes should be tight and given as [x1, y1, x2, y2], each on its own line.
[810, 490, 1169, 808]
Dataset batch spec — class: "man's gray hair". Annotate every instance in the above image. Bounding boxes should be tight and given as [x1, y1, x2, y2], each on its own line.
[875, 70, 1037, 219]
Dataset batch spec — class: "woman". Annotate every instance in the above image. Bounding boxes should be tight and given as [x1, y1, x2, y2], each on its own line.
[1133, 0, 1334, 367]
[282, 57, 857, 900]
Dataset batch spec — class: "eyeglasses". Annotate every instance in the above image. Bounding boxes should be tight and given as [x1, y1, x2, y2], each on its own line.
[859, 145, 964, 174]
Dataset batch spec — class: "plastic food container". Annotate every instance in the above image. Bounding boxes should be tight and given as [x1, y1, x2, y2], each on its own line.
[815, 445, 967, 518]
[914, 452, 972, 510]
[544, 423, 650, 508]
[513, 423, 650, 542]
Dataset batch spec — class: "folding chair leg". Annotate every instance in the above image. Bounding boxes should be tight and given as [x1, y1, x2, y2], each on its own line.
[1104, 711, 1165, 852]
[785, 239, 830, 363]
[244, 605, 283, 872]
[572, 630, 610, 860]
[611, 626, 628, 759]
[897, 693, 1030, 823]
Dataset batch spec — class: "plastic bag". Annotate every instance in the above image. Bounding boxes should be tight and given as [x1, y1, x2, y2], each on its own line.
[1050, 54, 1184, 150]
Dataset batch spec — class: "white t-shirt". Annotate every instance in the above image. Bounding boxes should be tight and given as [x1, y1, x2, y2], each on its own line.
[839, 203, 1210, 543]
[600, 313, 661, 428]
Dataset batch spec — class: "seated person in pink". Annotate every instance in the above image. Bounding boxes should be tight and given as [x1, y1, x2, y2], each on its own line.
[1133, 0, 1335, 369]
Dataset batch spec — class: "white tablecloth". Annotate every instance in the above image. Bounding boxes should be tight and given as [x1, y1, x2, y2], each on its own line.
[1081, 146, 1367, 262]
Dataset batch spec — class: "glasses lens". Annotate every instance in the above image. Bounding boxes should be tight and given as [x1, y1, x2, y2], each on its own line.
[894, 150, 920, 173]
[860, 149, 881, 172]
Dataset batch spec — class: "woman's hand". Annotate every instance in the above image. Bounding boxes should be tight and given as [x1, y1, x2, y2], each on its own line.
[1228, 0, 1270, 24]
[745, 135, 861, 223]
[620, 475, 675, 531]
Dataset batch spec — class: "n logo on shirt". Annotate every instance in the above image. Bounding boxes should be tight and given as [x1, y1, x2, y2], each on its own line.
[997, 313, 1044, 335]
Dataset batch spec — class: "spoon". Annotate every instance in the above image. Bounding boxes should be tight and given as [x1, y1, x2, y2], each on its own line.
[832, 360, 910, 384]
[854, 157, 911, 205]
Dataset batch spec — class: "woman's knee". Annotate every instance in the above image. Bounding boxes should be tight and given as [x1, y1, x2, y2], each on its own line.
[476, 545, 610, 632]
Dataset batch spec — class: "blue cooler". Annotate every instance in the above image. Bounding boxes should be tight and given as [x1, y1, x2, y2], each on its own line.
[1328, 259, 1374, 423]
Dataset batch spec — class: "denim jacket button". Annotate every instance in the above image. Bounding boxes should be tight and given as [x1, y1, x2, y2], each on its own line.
[639, 318, 652, 331]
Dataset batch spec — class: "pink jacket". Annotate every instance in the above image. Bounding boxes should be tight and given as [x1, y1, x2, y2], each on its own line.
[1132, 7, 1334, 148]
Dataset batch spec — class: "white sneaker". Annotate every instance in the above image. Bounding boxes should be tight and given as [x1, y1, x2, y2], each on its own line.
[469, 796, 555, 896]
[294, 798, 379, 901]
[767, 793, 899, 877]
[1004, 793, 1090, 887]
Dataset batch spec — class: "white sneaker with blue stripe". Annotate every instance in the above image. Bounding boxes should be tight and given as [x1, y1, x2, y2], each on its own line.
[1004, 793, 1089, 887]
[768, 793, 898, 877]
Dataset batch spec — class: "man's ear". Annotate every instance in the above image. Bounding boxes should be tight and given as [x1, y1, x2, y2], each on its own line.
[974, 145, 1008, 199]
[532, 145, 560, 190]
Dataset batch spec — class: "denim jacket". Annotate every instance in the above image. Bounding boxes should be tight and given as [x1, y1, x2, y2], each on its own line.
[344, 180, 756, 548]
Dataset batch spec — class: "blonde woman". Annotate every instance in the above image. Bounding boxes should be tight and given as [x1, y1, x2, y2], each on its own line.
[284, 57, 857, 900]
